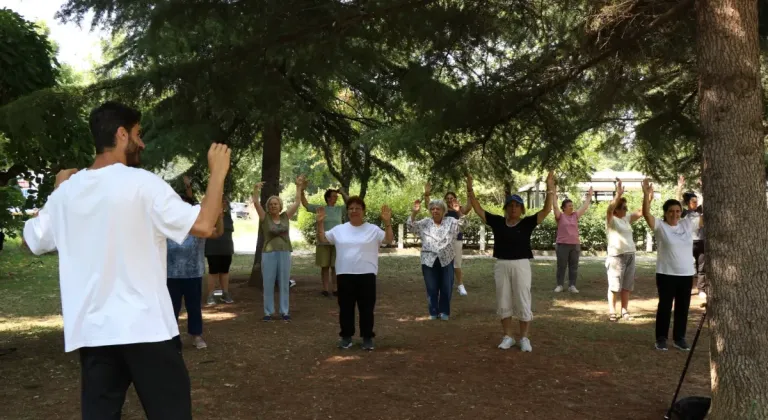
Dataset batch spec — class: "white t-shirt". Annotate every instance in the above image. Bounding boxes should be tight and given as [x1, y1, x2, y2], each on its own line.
[606, 215, 636, 256]
[23, 164, 201, 352]
[325, 222, 386, 275]
[654, 217, 695, 276]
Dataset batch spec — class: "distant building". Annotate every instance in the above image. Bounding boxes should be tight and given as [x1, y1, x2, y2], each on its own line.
[518, 169, 664, 208]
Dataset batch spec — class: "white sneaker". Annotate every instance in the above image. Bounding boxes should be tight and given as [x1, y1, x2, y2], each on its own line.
[698, 291, 707, 299]
[554, 285, 563, 293]
[568, 286, 580, 294]
[193, 336, 208, 350]
[519, 337, 532, 352]
[498, 336, 515, 350]
[289, 279, 296, 288]
[457, 284, 468, 296]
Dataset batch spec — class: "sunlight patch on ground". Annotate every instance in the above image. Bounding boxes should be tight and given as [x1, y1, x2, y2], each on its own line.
[324, 355, 362, 363]
[396, 315, 437, 323]
[0, 315, 63, 332]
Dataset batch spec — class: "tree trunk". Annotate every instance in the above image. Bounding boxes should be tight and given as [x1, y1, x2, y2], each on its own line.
[697, 1, 768, 418]
[248, 119, 282, 288]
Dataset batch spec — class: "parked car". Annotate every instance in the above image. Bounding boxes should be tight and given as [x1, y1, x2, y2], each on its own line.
[230, 202, 249, 219]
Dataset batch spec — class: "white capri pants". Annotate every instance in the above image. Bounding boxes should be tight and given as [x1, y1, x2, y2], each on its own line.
[452, 240, 463, 268]
[494, 259, 533, 321]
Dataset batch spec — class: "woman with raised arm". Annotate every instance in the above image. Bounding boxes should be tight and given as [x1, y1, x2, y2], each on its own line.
[424, 182, 473, 296]
[408, 193, 463, 320]
[316, 198, 394, 351]
[642, 179, 702, 352]
[605, 179, 645, 322]
[552, 185, 593, 294]
[467, 171, 555, 352]
[166, 193, 224, 350]
[301, 183, 348, 297]
[252, 177, 305, 322]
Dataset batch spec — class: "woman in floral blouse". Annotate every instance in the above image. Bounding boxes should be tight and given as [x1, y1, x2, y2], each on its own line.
[407, 198, 463, 320]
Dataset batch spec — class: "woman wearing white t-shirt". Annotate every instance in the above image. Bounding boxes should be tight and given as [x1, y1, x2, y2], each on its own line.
[642, 179, 703, 352]
[316, 197, 394, 351]
[605, 179, 645, 322]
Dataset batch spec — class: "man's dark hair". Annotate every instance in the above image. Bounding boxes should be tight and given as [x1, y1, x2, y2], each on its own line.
[346, 196, 366, 211]
[89, 102, 142, 154]
[682, 191, 698, 206]
[324, 189, 340, 204]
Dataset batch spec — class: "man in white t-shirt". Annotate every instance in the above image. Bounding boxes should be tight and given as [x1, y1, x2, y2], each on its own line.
[23, 102, 231, 420]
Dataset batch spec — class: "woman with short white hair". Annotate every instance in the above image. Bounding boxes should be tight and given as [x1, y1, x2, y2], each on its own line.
[252, 177, 304, 322]
[408, 196, 462, 320]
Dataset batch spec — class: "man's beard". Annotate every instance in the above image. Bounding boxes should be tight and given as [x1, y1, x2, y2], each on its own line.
[125, 139, 142, 167]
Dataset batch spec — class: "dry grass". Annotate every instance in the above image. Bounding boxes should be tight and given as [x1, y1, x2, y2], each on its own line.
[0, 241, 710, 419]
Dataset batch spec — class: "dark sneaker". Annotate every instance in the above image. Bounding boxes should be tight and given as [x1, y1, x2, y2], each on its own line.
[206, 294, 217, 306]
[674, 339, 690, 352]
[262, 315, 272, 322]
[321, 291, 330, 297]
[361, 338, 375, 351]
[282, 314, 291, 322]
[338, 337, 353, 349]
[655, 338, 668, 351]
[221, 291, 234, 304]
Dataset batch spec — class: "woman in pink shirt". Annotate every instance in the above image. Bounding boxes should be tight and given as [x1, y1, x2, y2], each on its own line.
[552, 186, 593, 293]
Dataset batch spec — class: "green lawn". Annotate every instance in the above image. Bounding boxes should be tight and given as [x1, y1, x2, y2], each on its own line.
[0, 239, 711, 420]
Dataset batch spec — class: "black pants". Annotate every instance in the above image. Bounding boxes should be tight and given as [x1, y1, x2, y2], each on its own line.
[655, 274, 693, 342]
[693, 240, 707, 292]
[79, 339, 192, 420]
[337, 273, 376, 339]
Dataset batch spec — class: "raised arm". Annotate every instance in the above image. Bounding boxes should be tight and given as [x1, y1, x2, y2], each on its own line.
[407, 199, 424, 235]
[466, 172, 486, 223]
[676, 175, 684, 203]
[316, 207, 329, 243]
[251, 182, 267, 220]
[607, 179, 624, 224]
[300, 189, 310, 209]
[641, 178, 655, 230]
[190, 144, 229, 238]
[338, 186, 349, 203]
[285, 176, 305, 219]
[423, 182, 431, 204]
[537, 171, 555, 224]
[577, 186, 593, 217]
[460, 200, 473, 216]
[381, 205, 394, 245]
[552, 182, 562, 220]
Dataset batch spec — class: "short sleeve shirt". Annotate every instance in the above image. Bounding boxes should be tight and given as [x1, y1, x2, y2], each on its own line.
[22, 164, 200, 352]
[485, 213, 539, 260]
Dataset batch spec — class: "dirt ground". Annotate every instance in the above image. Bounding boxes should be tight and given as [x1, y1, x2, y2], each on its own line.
[0, 254, 710, 420]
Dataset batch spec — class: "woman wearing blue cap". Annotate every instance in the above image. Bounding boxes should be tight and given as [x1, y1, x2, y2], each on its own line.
[466, 171, 555, 352]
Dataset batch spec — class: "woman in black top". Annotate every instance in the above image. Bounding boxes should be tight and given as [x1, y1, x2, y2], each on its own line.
[466, 171, 555, 352]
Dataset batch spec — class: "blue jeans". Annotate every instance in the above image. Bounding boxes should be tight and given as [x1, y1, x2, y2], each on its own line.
[262, 251, 291, 316]
[421, 259, 454, 316]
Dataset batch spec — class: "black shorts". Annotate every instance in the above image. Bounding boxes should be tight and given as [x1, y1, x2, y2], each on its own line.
[207, 255, 233, 274]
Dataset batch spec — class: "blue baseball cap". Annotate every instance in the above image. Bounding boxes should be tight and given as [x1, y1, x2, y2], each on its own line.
[504, 194, 525, 209]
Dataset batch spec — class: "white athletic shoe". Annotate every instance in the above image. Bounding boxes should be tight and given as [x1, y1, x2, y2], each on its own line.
[498, 336, 515, 350]
[193, 336, 208, 350]
[457, 284, 468, 296]
[568, 286, 580, 294]
[519, 337, 532, 353]
[554, 285, 564, 293]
